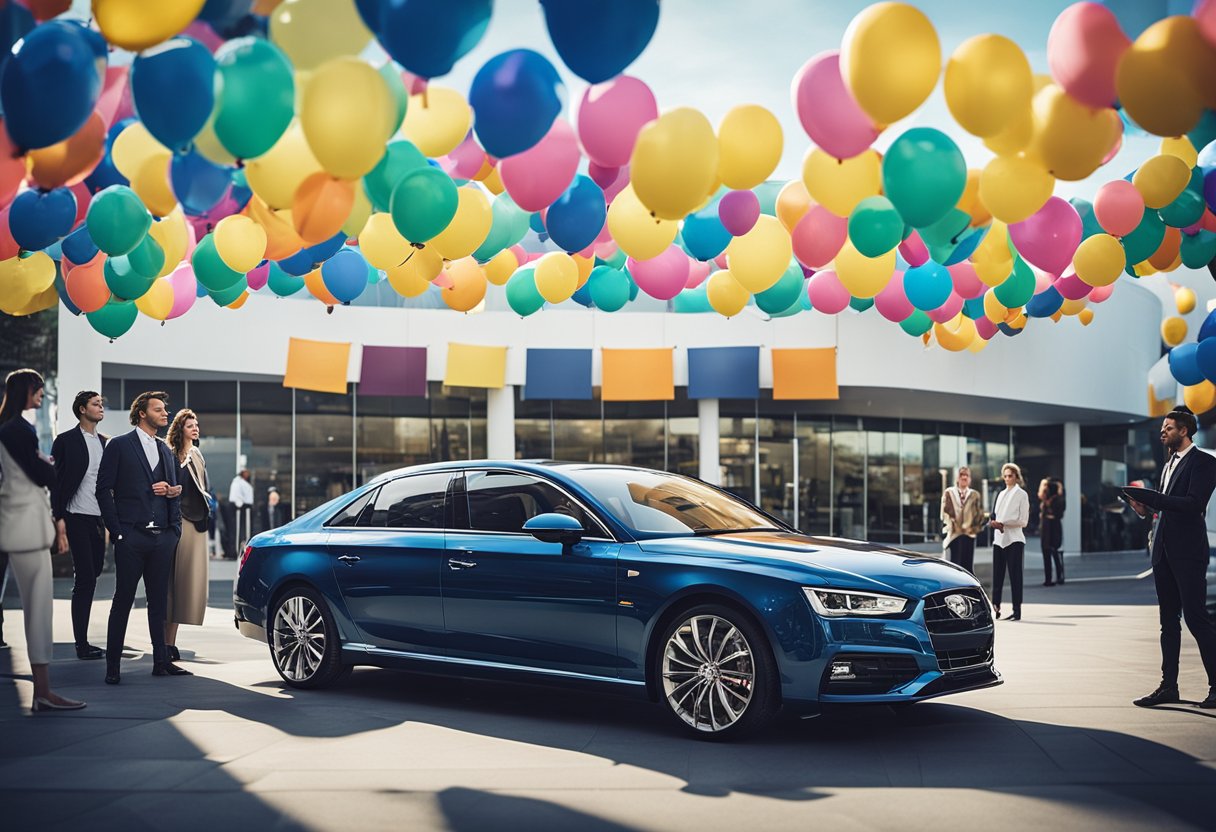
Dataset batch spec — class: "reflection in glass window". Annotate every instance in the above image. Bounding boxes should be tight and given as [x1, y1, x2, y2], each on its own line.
[365, 473, 450, 528]
[574, 468, 774, 535]
[357, 393, 431, 482]
[327, 489, 376, 528]
[604, 401, 666, 471]
[464, 470, 599, 534]
[833, 417, 864, 540]
[553, 399, 603, 463]
[797, 418, 831, 535]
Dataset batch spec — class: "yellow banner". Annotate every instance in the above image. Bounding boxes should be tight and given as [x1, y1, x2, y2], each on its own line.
[283, 337, 351, 394]
[772, 348, 839, 400]
[445, 342, 508, 388]
[602, 348, 674, 401]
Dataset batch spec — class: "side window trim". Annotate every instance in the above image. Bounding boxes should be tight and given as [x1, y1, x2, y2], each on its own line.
[461, 468, 616, 541]
[324, 487, 379, 528]
[364, 471, 454, 530]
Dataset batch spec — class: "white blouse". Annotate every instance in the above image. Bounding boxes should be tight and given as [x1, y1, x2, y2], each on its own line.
[992, 484, 1030, 548]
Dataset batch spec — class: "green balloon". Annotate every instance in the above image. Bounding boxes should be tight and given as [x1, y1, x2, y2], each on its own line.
[390, 166, 458, 243]
[209, 276, 248, 307]
[587, 265, 631, 312]
[379, 61, 408, 137]
[86, 299, 138, 340]
[1122, 208, 1166, 264]
[213, 37, 294, 161]
[753, 181, 783, 217]
[473, 193, 529, 261]
[849, 295, 874, 312]
[191, 234, 244, 293]
[993, 256, 1035, 308]
[921, 208, 972, 264]
[1159, 169, 1206, 228]
[364, 141, 428, 212]
[127, 233, 165, 278]
[848, 196, 905, 257]
[86, 185, 151, 256]
[505, 267, 544, 316]
[672, 286, 713, 313]
[767, 295, 804, 318]
[103, 255, 156, 301]
[882, 128, 966, 229]
[755, 261, 804, 314]
[1069, 198, 1103, 240]
[1181, 229, 1216, 268]
[597, 248, 627, 270]
[267, 261, 305, 296]
[899, 309, 932, 336]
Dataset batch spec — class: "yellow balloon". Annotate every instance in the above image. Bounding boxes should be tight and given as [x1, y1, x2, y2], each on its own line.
[245, 123, 324, 210]
[1176, 286, 1197, 315]
[1077, 308, 1094, 326]
[400, 85, 471, 158]
[934, 315, 977, 352]
[0, 252, 55, 314]
[957, 169, 992, 227]
[1184, 380, 1216, 414]
[270, 0, 372, 71]
[606, 184, 678, 260]
[967, 335, 989, 354]
[726, 215, 792, 293]
[135, 278, 174, 321]
[983, 290, 1008, 323]
[386, 246, 442, 297]
[342, 184, 372, 238]
[429, 187, 492, 260]
[631, 107, 719, 221]
[1116, 16, 1216, 138]
[358, 213, 411, 270]
[1007, 310, 1028, 329]
[834, 239, 895, 298]
[6, 284, 58, 317]
[841, 2, 941, 125]
[214, 215, 268, 273]
[193, 116, 239, 167]
[484, 249, 518, 286]
[301, 58, 393, 180]
[131, 153, 176, 218]
[983, 105, 1033, 157]
[1161, 136, 1199, 168]
[440, 257, 487, 312]
[1024, 84, 1121, 181]
[1059, 297, 1088, 316]
[534, 252, 579, 303]
[481, 163, 505, 195]
[573, 254, 593, 288]
[776, 180, 813, 231]
[1133, 259, 1157, 277]
[1073, 234, 1126, 287]
[973, 221, 1013, 286]
[978, 155, 1054, 224]
[147, 207, 189, 277]
[93, 0, 207, 51]
[1161, 316, 1188, 346]
[112, 122, 169, 182]
[801, 148, 881, 218]
[1133, 154, 1191, 209]
[706, 270, 750, 317]
[717, 105, 783, 190]
[944, 34, 1032, 138]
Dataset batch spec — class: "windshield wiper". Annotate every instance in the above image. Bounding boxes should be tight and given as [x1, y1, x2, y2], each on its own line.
[693, 526, 786, 536]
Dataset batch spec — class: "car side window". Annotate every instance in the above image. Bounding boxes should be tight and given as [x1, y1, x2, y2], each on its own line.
[364, 473, 451, 529]
[327, 489, 377, 527]
[465, 471, 598, 534]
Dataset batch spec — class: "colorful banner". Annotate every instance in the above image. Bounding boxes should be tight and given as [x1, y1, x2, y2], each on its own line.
[525, 349, 593, 400]
[444, 342, 508, 388]
[687, 346, 760, 399]
[771, 348, 839, 400]
[359, 345, 428, 397]
[282, 337, 351, 394]
[602, 348, 674, 401]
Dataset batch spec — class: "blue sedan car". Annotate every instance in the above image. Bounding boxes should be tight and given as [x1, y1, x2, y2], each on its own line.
[234, 461, 1001, 738]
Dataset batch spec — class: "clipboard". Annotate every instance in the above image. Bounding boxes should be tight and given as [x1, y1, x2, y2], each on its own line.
[1120, 486, 1158, 504]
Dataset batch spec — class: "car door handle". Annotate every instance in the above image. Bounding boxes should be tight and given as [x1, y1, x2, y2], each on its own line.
[338, 554, 361, 563]
[447, 558, 477, 570]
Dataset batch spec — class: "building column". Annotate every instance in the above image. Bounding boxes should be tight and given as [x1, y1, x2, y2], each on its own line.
[1063, 421, 1081, 556]
[698, 398, 720, 484]
[486, 385, 515, 460]
[56, 305, 103, 433]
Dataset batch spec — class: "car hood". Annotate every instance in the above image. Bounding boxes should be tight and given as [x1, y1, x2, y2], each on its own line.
[635, 531, 978, 598]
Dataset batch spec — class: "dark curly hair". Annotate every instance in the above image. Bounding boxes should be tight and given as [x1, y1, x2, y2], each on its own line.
[128, 390, 169, 427]
[166, 408, 198, 459]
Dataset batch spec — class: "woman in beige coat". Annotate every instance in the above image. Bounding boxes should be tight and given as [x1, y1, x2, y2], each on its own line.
[165, 409, 210, 661]
[941, 465, 984, 573]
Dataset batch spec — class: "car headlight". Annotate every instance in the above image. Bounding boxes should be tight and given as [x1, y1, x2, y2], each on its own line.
[803, 587, 909, 617]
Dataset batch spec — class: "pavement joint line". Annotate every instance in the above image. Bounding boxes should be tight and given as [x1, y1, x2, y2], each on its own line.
[1055, 569, 1154, 584]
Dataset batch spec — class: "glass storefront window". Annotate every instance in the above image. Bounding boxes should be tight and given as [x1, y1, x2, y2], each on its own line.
[234, 381, 292, 529]
[667, 389, 698, 478]
[833, 416, 865, 539]
[515, 394, 553, 459]
[865, 419, 900, 543]
[900, 425, 927, 543]
[430, 383, 485, 461]
[295, 387, 354, 515]
[604, 400, 666, 471]
[797, 417, 831, 535]
[187, 380, 237, 502]
[757, 415, 795, 525]
[553, 399, 603, 462]
[355, 388, 431, 484]
[719, 400, 757, 504]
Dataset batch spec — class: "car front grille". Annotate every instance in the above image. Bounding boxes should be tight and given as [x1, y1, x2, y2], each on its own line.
[923, 587, 993, 633]
[934, 645, 994, 673]
[922, 587, 995, 675]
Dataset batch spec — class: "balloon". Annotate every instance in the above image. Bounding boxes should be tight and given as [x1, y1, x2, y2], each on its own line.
[802, 148, 881, 218]
[192, 233, 244, 292]
[1116, 17, 1216, 137]
[65, 257, 110, 313]
[978, 154, 1054, 224]
[86, 297, 138, 339]
[1159, 176, 1206, 229]
[430, 186, 492, 260]
[576, 76, 658, 168]
[904, 261, 952, 311]
[897, 309, 932, 336]
[1133, 154, 1191, 209]
[680, 199, 731, 262]
[1161, 135, 1200, 168]
[506, 266, 545, 316]
[807, 269, 850, 314]
[111, 121, 167, 184]
[718, 105, 782, 190]
[103, 252, 155, 300]
[945, 34, 1033, 138]
[993, 257, 1036, 308]
[703, 270, 747, 316]
[125, 232, 166, 279]
[376, 0, 491, 79]
[718, 190, 761, 237]
[440, 257, 487, 312]
[27, 112, 105, 190]
[1024, 285, 1064, 318]
[389, 166, 458, 243]
[606, 184, 678, 260]
[8, 187, 76, 252]
[363, 140, 429, 213]
[840, 2, 940, 125]
[873, 270, 912, 321]
[214, 215, 267, 272]
[1184, 380, 1216, 414]
[1009, 197, 1082, 274]
[483, 249, 518, 286]
[384, 245, 441, 296]
[792, 205, 847, 270]
[213, 37, 295, 161]
[1161, 315, 1188, 347]
[546, 175, 607, 253]
[834, 239, 895, 299]
[92, 0, 205, 51]
[1170, 342, 1205, 386]
[1198, 337, 1216, 383]
[270, 0, 372, 71]
[359, 212, 411, 270]
[627, 245, 689, 300]
[1148, 226, 1183, 270]
[0, 20, 101, 153]
[62, 225, 100, 267]
[726, 215, 792, 293]
[1093, 180, 1145, 236]
[541, 0, 658, 83]
[500, 119, 580, 212]
[754, 260, 804, 315]
[470, 50, 565, 158]
[129, 152, 175, 218]
[170, 147, 232, 217]
[130, 37, 215, 153]
[292, 173, 355, 244]
[948, 262, 985, 300]
[472, 193, 530, 261]
[320, 248, 369, 304]
[585, 265, 629, 311]
[1024, 83, 1121, 182]
[210, 275, 248, 308]
[899, 230, 930, 268]
[301, 57, 393, 181]
[847, 195, 902, 257]
[533, 251, 579, 303]
[1181, 229, 1216, 268]
[631, 108, 719, 221]
[134, 276, 173, 320]
[791, 51, 879, 159]
[86, 185, 151, 257]
[266, 260, 305, 297]
[882, 128, 966, 229]
[927, 292, 965, 325]
[1046, 2, 1130, 109]
[401, 85, 472, 158]
[1122, 208, 1167, 264]
[776, 180, 812, 231]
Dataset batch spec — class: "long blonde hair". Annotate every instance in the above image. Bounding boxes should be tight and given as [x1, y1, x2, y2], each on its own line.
[166, 409, 198, 461]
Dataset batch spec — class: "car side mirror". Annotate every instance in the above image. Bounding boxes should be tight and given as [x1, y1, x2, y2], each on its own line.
[523, 512, 585, 547]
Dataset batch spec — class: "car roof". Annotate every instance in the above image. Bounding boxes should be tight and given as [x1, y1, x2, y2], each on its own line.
[366, 459, 668, 486]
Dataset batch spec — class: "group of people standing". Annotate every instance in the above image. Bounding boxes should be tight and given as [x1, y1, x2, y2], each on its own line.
[0, 368, 212, 712]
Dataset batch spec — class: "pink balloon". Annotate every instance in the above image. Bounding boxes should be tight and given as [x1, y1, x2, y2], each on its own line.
[1093, 179, 1143, 236]
[627, 245, 689, 300]
[947, 262, 985, 299]
[685, 258, 711, 289]
[718, 190, 760, 236]
[974, 316, 998, 341]
[791, 51, 879, 159]
[1033, 268, 1053, 294]
[508, 244, 528, 264]
[602, 164, 630, 203]
[1009, 197, 1081, 275]
[926, 291, 964, 324]
[899, 231, 929, 267]
[588, 162, 620, 190]
[1199, 0, 1216, 46]
[246, 261, 270, 291]
[69, 181, 92, 225]
[1089, 283, 1115, 303]
[182, 21, 224, 53]
[1101, 117, 1123, 165]
[0, 204, 18, 260]
[1053, 270, 1093, 301]
[500, 119, 580, 212]
[807, 269, 850, 314]
[577, 76, 658, 168]
[713, 252, 729, 270]
[1046, 2, 1131, 109]
[439, 131, 487, 181]
[792, 205, 847, 269]
[874, 270, 913, 322]
[166, 263, 197, 320]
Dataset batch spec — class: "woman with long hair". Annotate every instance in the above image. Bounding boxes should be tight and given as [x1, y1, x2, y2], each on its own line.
[1038, 477, 1066, 586]
[989, 463, 1030, 621]
[164, 409, 210, 661]
[0, 369, 85, 711]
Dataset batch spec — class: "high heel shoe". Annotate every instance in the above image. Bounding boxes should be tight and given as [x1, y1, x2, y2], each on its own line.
[32, 696, 87, 712]
[167, 645, 181, 662]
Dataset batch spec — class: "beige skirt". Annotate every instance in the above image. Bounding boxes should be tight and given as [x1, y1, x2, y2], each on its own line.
[168, 522, 209, 625]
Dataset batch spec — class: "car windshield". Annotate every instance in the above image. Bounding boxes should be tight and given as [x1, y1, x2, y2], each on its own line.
[571, 468, 781, 536]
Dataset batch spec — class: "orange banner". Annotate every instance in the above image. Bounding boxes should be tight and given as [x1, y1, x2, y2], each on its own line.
[282, 337, 351, 394]
[602, 348, 674, 401]
[771, 348, 839, 400]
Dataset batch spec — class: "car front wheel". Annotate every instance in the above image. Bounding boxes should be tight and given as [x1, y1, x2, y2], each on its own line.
[269, 585, 345, 689]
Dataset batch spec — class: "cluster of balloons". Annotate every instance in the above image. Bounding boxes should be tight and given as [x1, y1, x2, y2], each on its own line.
[0, 0, 1214, 360]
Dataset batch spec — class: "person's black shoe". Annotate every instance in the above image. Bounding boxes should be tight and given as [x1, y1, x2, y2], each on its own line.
[76, 644, 105, 660]
[167, 645, 181, 662]
[152, 662, 192, 677]
[1133, 685, 1180, 707]
[104, 664, 121, 685]
[1199, 689, 1216, 709]
[1006, 612, 1022, 621]
[1042, 581, 1054, 587]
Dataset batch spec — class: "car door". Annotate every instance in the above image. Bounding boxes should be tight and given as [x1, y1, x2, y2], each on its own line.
[327, 472, 455, 655]
[442, 470, 621, 678]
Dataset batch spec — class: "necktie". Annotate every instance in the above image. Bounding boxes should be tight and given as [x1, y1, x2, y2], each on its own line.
[1164, 453, 1178, 491]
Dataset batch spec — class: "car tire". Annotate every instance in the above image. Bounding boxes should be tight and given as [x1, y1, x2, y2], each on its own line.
[653, 603, 780, 740]
[268, 585, 345, 689]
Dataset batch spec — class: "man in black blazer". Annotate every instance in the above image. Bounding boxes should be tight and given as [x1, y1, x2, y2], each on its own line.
[96, 391, 190, 683]
[51, 390, 109, 660]
[1126, 407, 1216, 709]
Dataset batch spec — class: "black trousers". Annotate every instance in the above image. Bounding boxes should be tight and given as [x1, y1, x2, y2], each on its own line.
[1041, 520, 1064, 583]
[220, 502, 237, 558]
[947, 536, 976, 573]
[64, 513, 106, 646]
[991, 542, 1025, 613]
[105, 527, 179, 666]
[1153, 555, 1216, 688]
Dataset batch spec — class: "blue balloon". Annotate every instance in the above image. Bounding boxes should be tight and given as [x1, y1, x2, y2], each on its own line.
[85, 118, 134, 194]
[131, 37, 216, 153]
[961, 296, 986, 320]
[944, 226, 987, 265]
[0, 20, 102, 151]
[529, 211, 546, 234]
[997, 321, 1025, 337]
[55, 266, 81, 316]
[682, 199, 731, 261]
[1024, 286, 1064, 318]
[229, 169, 253, 210]
[1169, 342, 1206, 386]
[546, 175, 606, 253]
[1197, 338, 1216, 384]
[377, 0, 491, 79]
[199, 0, 255, 25]
[570, 283, 593, 307]
[540, 0, 659, 83]
[321, 248, 370, 305]
[8, 187, 77, 251]
[1198, 307, 1216, 342]
[278, 231, 348, 276]
[903, 261, 952, 311]
[0, 3, 35, 84]
[171, 148, 232, 216]
[470, 50, 565, 158]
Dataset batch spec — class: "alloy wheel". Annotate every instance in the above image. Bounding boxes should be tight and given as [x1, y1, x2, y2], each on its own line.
[661, 614, 755, 733]
[272, 594, 327, 682]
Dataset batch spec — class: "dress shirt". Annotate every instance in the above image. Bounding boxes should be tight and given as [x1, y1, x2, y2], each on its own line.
[1161, 443, 1195, 493]
[992, 484, 1030, 548]
[65, 427, 103, 516]
[136, 427, 160, 472]
[229, 475, 254, 507]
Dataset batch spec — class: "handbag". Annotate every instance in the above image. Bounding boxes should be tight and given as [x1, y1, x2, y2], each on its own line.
[0, 446, 55, 553]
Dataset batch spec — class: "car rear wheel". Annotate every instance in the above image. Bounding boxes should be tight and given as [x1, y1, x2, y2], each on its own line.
[655, 604, 779, 739]
[269, 585, 345, 689]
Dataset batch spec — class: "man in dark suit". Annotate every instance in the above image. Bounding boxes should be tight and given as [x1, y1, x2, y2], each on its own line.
[1126, 407, 1216, 709]
[96, 391, 190, 684]
[51, 390, 109, 660]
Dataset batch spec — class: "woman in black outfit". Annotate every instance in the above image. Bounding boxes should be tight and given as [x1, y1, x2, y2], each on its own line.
[1038, 477, 1065, 586]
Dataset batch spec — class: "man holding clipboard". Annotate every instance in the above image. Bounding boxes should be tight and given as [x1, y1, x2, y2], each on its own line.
[1122, 406, 1216, 709]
